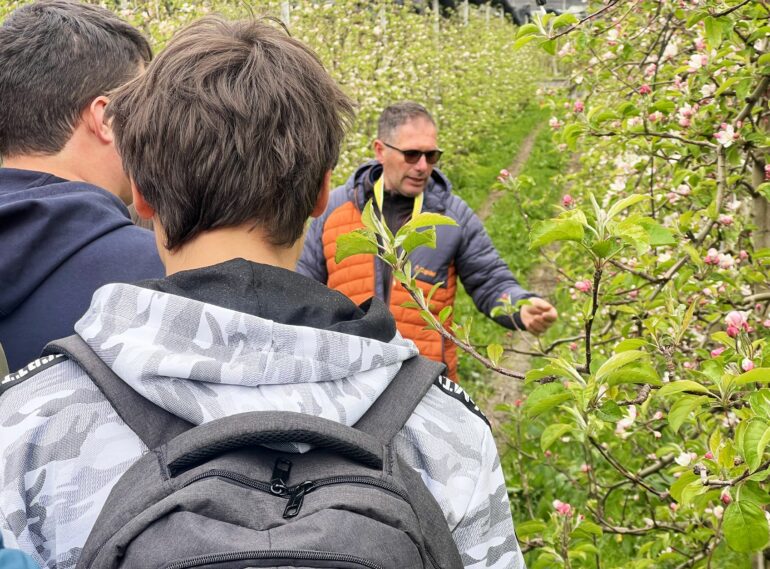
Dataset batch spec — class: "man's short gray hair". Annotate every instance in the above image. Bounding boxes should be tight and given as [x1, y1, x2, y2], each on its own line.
[377, 102, 435, 142]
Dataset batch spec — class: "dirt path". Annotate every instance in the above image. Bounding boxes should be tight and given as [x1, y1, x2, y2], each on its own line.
[477, 123, 544, 222]
[473, 121, 557, 438]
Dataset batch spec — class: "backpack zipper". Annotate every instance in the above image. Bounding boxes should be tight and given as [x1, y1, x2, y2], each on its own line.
[181, 469, 409, 518]
[163, 549, 385, 569]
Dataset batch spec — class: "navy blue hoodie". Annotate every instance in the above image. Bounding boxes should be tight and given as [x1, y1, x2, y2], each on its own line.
[0, 168, 164, 372]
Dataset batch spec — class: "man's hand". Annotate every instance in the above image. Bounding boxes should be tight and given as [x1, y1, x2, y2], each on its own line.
[520, 298, 558, 334]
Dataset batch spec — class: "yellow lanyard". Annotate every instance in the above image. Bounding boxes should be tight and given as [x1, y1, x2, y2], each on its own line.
[373, 176, 424, 220]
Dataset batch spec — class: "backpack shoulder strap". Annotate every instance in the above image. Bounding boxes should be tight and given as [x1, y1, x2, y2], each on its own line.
[43, 335, 192, 449]
[354, 355, 446, 446]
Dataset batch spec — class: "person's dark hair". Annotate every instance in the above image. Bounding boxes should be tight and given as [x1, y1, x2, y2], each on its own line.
[0, 0, 151, 158]
[377, 102, 435, 142]
[108, 16, 354, 250]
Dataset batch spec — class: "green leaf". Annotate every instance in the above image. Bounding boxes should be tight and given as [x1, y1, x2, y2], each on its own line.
[438, 305, 453, 324]
[595, 350, 647, 383]
[524, 383, 572, 418]
[750, 390, 770, 419]
[670, 471, 699, 503]
[360, 200, 377, 232]
[651, 99, 676, 114]
[539, 38, 556, 56]
[516, 22, 539, 38]
[638, 219, 677, 246]
[571, 520, 602, 539]
[704, 16, 722, 49]
[658, 380, 712, 397]
[334, 230, 378, 263]
[711, 331, 735, 348]
[596, 400, 624, 422]
[723, 500, 770, 552]
[715, 77, 740, 97]
[614, 339, 649, 352]
[516, 519, 547, 538]
[529, 218, 584, 249]
[513, 35, 539, 50]
[400, 228, 436, 254]
[742, 419, 770, 471]
[562, 123, 584, 151]
[736, 368, 770, 386]
[607, 194, 647, 219]
[540, 423, 573, 451]
[401, 212, 457, 233]
[486, 343, 503, 366]
[551, 12, 578, 29]
[668, 395, 708, 433]
[686, 9, 708, 27]
[605, 361, 661, 386]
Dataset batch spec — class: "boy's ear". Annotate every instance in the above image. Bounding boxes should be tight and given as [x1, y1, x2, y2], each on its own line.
[131, 181, 155, 219]
[311, 170, 332, 218]
[84, 96, 113, 144]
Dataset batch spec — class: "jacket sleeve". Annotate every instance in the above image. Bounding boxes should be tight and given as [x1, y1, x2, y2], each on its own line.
[454, 427, 527, 569]
[296, 215, 328, 284]
[451, 196, 537, 330]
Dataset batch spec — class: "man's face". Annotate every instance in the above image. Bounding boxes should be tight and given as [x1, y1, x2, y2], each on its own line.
[375, 117, 439, 197]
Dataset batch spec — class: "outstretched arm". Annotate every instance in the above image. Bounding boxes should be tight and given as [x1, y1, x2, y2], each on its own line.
[452, 196, 555, 333]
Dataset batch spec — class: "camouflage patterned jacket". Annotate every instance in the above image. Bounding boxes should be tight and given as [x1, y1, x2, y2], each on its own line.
[0, 260, 525, 569]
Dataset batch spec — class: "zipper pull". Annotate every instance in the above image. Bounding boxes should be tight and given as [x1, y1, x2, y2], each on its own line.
[270, 458, 292, 495]
[283, 481, 315, 518]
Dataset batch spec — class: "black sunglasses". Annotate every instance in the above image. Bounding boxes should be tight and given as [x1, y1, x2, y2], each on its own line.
[382, 141, 443, 165]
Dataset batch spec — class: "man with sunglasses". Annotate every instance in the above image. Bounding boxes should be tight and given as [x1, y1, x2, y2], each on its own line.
[298, 101, 558, 380]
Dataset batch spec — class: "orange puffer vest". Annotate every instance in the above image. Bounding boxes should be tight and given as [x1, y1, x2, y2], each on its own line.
[322, 198, 459, 379]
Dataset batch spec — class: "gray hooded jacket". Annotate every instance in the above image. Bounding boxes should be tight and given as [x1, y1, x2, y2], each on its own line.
[0, 260, 525, 568]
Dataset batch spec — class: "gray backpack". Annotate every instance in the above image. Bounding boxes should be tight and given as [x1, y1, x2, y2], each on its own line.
[44, 335, 464, 569]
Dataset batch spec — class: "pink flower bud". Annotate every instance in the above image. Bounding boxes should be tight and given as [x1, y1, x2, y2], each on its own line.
[629, 290, 639, 299]
[765, 164, 770, 181]
[575, 279, 592, 293]
[553, 500, 573, 516]
[727, 325, 740, 338]
[705, 451, 714, 460]
[544, 450, 552, 458]
[710, 347, 725, 358]
[580, 464, 591, 473]
[569, 342, 578, 351]
[763, 319, 770, 328]
[639, 84, 652, 95]
[513, 398, 523, 407]
[726, 311, 748, 330]
[683, 361, 695, 370]
[573, 101, 585, 113]
[721, 490, 732, 505]
[670, 502, 679, 512]
[742, 359, 755, 372]
[562, 194, 575, 208]
[678, 117, 691, 128]
[718, 214, 733, 226]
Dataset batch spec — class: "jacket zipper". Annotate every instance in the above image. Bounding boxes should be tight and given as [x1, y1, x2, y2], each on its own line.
[164, 549, 385, 569]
